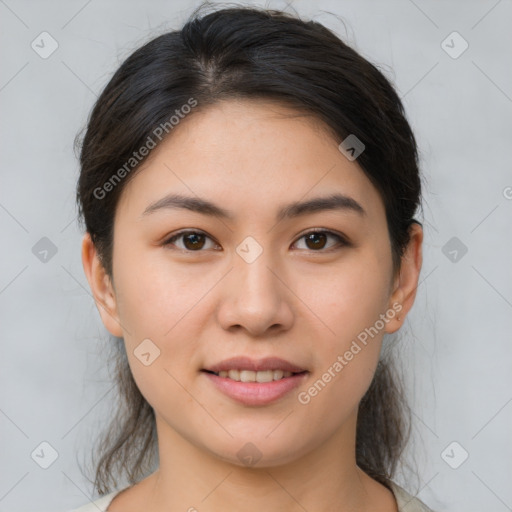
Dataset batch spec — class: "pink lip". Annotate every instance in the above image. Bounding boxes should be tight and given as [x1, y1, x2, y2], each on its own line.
[202, 371, 309, 406]
[203, 356, 306, 373]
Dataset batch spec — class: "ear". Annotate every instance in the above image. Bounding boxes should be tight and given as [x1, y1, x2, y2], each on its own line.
[81, 232, 124, 338]
[385, 222, 423, 333]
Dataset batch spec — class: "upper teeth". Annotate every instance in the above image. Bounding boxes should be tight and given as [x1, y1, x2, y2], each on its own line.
[217, 370, 295, 382]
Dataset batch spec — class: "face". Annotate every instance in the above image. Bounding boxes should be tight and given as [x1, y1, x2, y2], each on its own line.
[85, 99, 416, 468]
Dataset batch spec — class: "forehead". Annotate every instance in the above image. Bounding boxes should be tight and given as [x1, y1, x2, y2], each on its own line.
[116, 99, 385, 224]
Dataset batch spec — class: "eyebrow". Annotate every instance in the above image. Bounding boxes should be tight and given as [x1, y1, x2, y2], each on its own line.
[140, 192, 366, 222]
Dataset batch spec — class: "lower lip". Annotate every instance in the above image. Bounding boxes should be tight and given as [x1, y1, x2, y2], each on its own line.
[202, 371, 309, 406]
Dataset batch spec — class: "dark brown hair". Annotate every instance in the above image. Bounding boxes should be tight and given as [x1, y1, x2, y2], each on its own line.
[76, 3, 422, 495]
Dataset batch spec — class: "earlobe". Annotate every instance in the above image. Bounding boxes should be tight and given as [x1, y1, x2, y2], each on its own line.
[385, 222, 423, 333]
[81, 233, 124, 338]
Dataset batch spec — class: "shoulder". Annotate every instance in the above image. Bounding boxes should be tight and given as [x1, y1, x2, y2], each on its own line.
[388, 481, 436, 512]
[66, 490, 123, 512]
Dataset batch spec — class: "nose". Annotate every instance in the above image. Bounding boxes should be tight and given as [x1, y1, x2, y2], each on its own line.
[216, 248, 294, 337]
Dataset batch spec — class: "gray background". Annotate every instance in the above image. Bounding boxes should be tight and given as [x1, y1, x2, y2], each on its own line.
[1, 1, 511, 511]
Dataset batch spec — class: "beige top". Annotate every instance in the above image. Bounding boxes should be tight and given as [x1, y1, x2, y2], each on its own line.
[68, 480, 435, 511]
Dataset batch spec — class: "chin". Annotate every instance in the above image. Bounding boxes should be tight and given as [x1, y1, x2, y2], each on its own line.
[204, 435, 309, 469]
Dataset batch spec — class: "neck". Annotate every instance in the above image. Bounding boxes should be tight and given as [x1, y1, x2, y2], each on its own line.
[142, 411, 376, 512]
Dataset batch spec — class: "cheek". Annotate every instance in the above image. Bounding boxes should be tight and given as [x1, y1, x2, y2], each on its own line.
[297, 252, 392, 344]
[115, 261, 208, 414]
[113, 249, 208, 337]
[293, 249, 391, 406]
[295, 274, 387, 434]
[110, 256, 202, 389]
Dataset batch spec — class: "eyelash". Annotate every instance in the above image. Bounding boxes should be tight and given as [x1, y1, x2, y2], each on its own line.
[162, 229, 350, 253]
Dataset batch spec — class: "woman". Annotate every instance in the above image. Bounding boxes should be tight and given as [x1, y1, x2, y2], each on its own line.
[70, 4, 434, 511]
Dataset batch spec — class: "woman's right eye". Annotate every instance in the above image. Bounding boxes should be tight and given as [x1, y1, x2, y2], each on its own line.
[163, 230, 220, 251]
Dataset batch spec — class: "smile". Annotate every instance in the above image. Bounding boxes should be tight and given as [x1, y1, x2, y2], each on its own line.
[201, 369, 309, 406]
[205, 369, 304, 382]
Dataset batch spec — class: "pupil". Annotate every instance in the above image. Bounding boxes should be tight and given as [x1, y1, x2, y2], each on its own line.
[185, 233, 204, 250]
[306, 232, 326, 250]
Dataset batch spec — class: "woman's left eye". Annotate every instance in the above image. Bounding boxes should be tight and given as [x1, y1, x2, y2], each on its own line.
[162, 229, 347, 252]
[292, 230, 347, 251]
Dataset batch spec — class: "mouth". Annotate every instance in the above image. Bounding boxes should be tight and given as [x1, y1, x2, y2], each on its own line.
[200, 363, 309, 406]
[200, 356, 309, 405]
[201, 369, 308, 382]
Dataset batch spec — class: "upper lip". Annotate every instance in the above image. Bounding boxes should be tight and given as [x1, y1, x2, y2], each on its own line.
[203, 356, 307, 373]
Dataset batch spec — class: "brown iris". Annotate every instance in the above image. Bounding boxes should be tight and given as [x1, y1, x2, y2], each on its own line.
[183, 232, 206, 250]
[304, 232, 328, 250]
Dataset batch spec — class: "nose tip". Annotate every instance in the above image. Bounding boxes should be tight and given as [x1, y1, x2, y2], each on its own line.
[216, 253, 294, 336]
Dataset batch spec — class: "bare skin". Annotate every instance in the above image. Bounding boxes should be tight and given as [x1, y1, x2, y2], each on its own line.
[82, 98, 422, 512]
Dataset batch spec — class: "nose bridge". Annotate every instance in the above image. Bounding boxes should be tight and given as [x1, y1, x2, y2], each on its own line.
[235, 237, 281, 304]
[217, 235, 293, 335]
